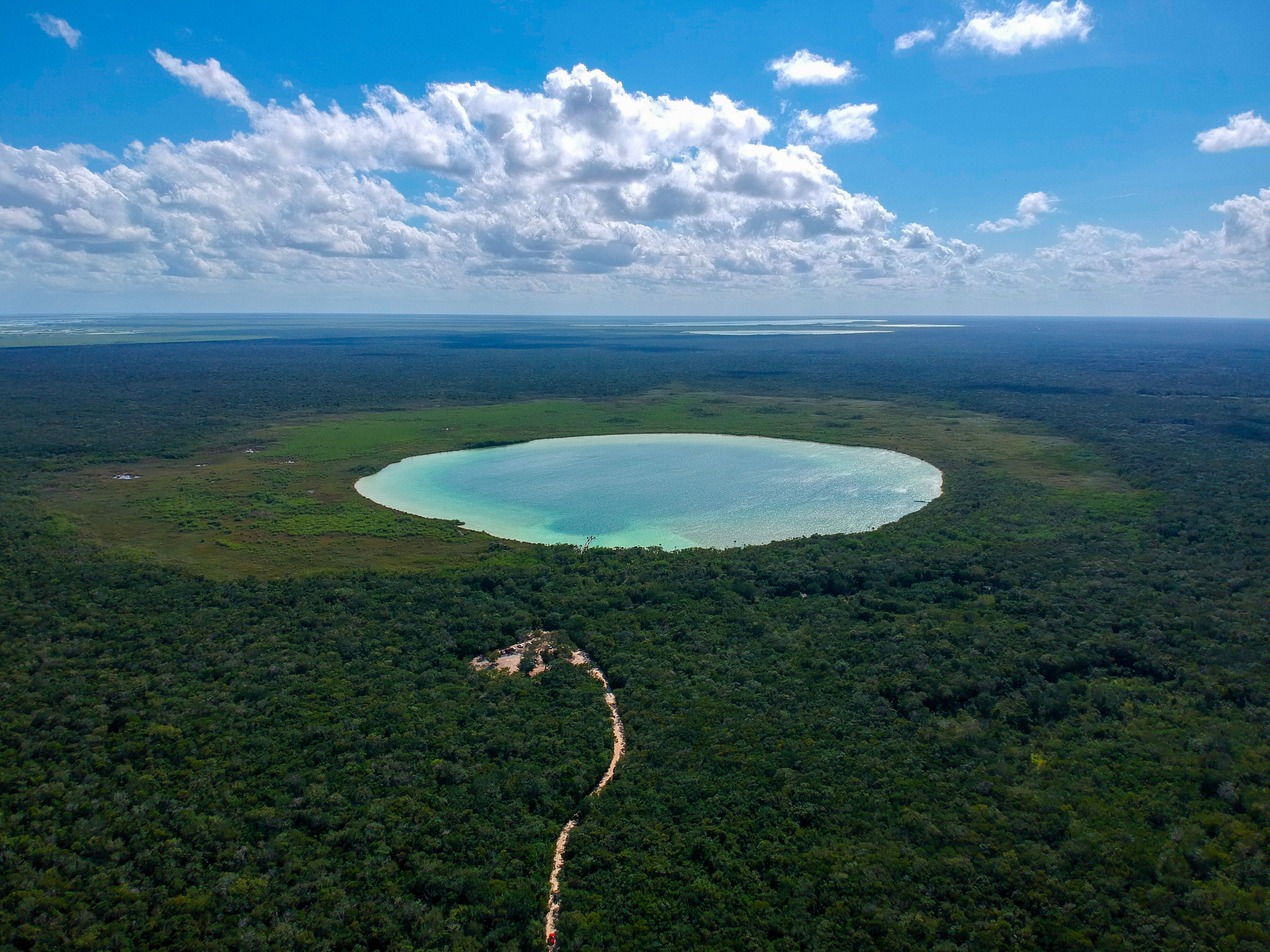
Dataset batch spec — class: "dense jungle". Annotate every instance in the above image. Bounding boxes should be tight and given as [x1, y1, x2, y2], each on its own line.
[1, 316, 1267, 950]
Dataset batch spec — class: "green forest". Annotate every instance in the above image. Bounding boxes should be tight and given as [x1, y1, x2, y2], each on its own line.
[1, 317, 1267, 950]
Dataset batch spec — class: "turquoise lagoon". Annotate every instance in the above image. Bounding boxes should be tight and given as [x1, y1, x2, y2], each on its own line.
[355, 433, 942, 550]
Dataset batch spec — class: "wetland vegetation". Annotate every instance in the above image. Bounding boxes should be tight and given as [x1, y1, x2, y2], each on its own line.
[2, 317, 1268, 949]
[44, 390, 1085, 576]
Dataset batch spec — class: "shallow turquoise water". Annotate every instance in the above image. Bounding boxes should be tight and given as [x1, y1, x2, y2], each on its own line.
[355, 433, 942, 550]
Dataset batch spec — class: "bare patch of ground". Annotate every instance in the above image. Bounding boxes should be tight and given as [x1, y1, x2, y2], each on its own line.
[471, 632, 625, 947]
[470, 632, 557, 676]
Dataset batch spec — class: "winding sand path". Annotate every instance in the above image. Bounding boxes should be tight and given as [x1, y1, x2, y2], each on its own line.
[545, 650, 625, 945]
[471, 636, 625, 948]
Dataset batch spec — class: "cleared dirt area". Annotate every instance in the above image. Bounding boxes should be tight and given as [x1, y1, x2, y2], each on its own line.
[472, 633, 625, 947]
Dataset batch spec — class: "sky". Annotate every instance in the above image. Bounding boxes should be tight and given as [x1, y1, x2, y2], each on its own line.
[2, 0, 1268, 317]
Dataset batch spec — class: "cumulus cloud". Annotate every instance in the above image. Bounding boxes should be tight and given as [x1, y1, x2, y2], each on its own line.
[1029, 197, 1270, 297]
[0, 143, 153, 253]
[0, 206, 45, 233]
[153, 50, 254, 110]
[0, 61, 925, 288]
[894, 29, 937, 52]
[1195, 112, 1270, 153]
[4, 55, 1265, 307]
[1032, 224, 1247, 294]
[32, 13, 80, 49]
[768, 50, 855, 87]
[1212, 188, 1270, 254]
[948, 1, 1093, 55]
[901, 223, 937, 248]
[978, 191, 1058, 232]
[790, 104, 879, 146]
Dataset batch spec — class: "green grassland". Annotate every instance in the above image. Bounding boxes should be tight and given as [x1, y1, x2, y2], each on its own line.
[42, 390, 1138, 578]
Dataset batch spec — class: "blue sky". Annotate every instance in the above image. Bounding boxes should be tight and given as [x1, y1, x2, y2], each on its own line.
[3, 0, 1268, 316]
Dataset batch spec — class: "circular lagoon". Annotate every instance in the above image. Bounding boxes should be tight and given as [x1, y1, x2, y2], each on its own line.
[355, 433, 941, 550]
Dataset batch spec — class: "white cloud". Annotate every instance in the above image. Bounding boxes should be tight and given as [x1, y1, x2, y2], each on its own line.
[901, 223, 937, 248]
[0, 206, 44, 233]
[1029, 197, 1270, 297]
[768, 50, 855, 87]
[153, 50, 254, 110]
[947, 1, 1093, 55]
[0, 62, 915, 288]
[978, 191, 1058, 232]
[32, 13, 80, 49]
[894, 29, 937, 52]
[1195, 112, 1270, 153]
[0, 144, 153, 253]
[3, 55, 1267, 310]
[1031, 224, 1258, 295]
[1212, 188, 1270, 254]
[790, 104, 879, 146]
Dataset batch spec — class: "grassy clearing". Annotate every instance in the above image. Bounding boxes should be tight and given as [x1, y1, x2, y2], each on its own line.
[41, 390, 1139, 578]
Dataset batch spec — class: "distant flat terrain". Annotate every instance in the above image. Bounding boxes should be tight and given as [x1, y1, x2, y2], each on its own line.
[5, 318, 1267, 949]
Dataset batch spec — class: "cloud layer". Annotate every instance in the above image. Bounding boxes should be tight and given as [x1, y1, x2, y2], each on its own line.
[790, 104, 879, 146]
[894, 29, 937, 53]
[3, 59, 969, 292]
[0, 55, 1266, 310]
[32, 13, 80, 49]
[978, 191, 1058, 232]
[1195, 112, 1270, 153]
[948, 1, 1093, 55]
[1213, 188, 1270, 254]
[768, 50, 855, 87]
[154, 51, 253, 110]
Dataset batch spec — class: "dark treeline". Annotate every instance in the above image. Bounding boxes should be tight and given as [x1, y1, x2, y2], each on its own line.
[1, 318, 1267, 949]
